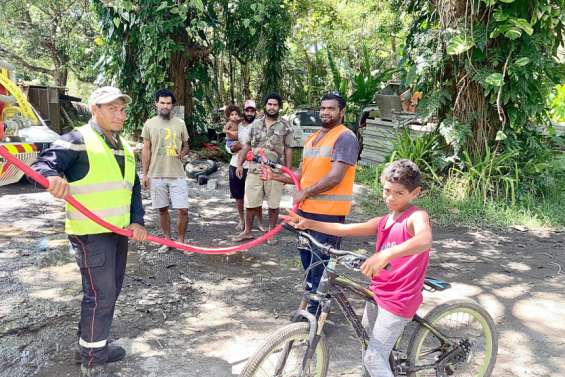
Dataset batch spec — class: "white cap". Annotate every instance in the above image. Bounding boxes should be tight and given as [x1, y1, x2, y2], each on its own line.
[88, 86, 132, 106]
[243, 99, 256, 109]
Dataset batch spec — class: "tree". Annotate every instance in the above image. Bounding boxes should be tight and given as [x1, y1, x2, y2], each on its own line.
[401, 0, 565, 158]
[0, 0, 100, 86]
[94, 0, 294, 137]
[93, 0, 212, 137]
[283, 0, 406, 107]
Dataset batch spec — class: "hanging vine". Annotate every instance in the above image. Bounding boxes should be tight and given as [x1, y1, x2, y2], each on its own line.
[400, 0, 564, 160]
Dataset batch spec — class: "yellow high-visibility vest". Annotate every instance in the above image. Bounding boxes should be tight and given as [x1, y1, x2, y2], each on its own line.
[300, 124, 356, 216]
[65, 125, 135, 235]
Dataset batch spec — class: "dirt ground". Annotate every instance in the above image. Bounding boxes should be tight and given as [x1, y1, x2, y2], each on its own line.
[0, 164, 563, 377]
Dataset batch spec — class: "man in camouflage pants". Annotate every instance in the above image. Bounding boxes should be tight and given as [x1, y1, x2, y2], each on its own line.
[234, 93, 294, 244]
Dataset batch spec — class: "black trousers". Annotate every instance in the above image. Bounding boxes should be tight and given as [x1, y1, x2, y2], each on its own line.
[296, 210, 344, 314]
[69, 233, 128, 367]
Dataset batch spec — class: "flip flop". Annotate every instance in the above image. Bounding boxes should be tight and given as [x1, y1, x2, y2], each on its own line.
[232, 233, 254, 242]
[158, 244, 173, 253]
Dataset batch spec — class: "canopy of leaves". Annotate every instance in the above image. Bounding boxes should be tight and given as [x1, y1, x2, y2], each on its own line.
[93, 0, 292, 134]
[285, 0, 409, 109]
[0, 0, 100, 85]
[400, 0, 565, 200]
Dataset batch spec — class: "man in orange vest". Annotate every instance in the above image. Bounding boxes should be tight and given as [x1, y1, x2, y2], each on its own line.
[262, 92, 358, 315]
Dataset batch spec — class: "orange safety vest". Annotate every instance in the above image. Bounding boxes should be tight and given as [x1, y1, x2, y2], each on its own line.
[300, 124, 356, 216]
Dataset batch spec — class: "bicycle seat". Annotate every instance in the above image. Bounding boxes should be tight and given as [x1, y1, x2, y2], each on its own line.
[424, 277, 451, 291]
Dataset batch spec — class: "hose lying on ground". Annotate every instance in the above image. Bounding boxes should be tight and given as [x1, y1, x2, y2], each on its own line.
[0, 146, 300, 255]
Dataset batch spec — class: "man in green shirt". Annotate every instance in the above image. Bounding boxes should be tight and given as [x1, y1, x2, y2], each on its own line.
[234, 93, 294, 244]
[141, 89, 190, 250]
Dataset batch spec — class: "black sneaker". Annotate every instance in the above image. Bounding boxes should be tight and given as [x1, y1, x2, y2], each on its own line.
[80, 364, 119, 377]
[74, 344, 126, 364]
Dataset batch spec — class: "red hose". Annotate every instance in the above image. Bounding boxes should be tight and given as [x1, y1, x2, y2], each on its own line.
[0, 145, 300, 255]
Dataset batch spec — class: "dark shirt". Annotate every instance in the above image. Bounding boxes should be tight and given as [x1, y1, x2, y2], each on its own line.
[31, 120, 144, 226]
[331, 129, 359, 166]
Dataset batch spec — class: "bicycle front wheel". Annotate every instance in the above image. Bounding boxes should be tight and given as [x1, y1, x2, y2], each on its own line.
[239, 322, 329, 377]
[406, 299, 498, 377]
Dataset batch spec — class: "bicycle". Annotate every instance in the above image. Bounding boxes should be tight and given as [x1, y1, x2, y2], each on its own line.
[239, 225, 498, 377]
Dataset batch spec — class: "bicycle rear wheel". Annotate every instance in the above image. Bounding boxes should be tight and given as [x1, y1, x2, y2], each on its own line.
[406, 299, 497, 377]
[239, 322, 329, 377]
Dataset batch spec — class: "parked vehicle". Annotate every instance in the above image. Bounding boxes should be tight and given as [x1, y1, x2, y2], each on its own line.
[0, 60, 60, 186]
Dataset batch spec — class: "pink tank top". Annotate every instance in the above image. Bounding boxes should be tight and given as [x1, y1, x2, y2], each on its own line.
[369, 206, 430, 319]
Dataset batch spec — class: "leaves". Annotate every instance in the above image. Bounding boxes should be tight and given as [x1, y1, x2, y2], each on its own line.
[514, 57, 530, 66]
[495, 130, 507, 141]
[0, 0, 101, 85]
[485, 73, 504, 87]
[504, 27, 522, 40]
[510, 18, 534, 35]
[447, 35, 475, 55]
[190, 0, 204, 13]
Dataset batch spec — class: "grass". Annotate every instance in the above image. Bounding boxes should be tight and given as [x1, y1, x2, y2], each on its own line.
[356, 155, 565, 231]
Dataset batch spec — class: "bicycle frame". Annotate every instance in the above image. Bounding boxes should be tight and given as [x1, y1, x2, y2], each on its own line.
[291, 254, 459, 376]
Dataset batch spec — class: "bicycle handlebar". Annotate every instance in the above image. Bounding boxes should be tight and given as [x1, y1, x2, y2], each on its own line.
[282, 223, 392, 272]
[282, 223, 367, 259]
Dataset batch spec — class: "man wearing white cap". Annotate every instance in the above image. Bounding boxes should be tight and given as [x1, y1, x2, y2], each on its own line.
[226, 99, 264, 231]
[32, 86, 147, 377]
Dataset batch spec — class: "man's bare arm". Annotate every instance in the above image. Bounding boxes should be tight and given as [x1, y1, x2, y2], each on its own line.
[180, 139, 189, 158]
[141, 139, 152, 188]
[284, 146, 293, 168]
[142, 139, 151, 177]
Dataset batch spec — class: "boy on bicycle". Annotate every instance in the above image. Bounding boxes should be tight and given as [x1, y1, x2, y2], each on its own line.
[287, 159, 432, 377]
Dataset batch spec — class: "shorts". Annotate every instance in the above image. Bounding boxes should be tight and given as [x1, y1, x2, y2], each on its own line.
[150, 178, 189, 209]
[244, 171, 284, 209]
[229, 165, 247, 200]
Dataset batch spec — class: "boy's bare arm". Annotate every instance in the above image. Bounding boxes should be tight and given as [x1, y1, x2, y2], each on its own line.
[360, 210, 432, 278]
[382, 210, 432, 260]
[287, 211, 381, 237]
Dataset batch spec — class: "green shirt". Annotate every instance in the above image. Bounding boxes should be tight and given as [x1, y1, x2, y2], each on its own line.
[248, 116, 294, 172]
[142, 116, 189, 178]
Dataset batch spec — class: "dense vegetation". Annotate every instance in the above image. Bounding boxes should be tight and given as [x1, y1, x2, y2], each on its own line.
[1, 0, 563, 229]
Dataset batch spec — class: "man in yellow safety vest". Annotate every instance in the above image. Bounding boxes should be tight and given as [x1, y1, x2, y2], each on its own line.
[32, 86, 147, 377]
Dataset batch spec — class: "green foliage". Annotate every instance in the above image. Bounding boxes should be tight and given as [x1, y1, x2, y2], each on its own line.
[359, 154, 565, 230]
[326, 44, 398, 123]
[285, 0, 408, 108]
[93, 0, 200, 131]
[0, 0, 100, 85]
[389, 129, 444, 186]
[451, 146, 519, 205]
[430, 153, 565, 229]
[258, 0, 293, 99]
[402, 0, 565, 148]
[93, 0, 293, 136]
[549, 84, 565, 122]
[397, 0, 565, 213]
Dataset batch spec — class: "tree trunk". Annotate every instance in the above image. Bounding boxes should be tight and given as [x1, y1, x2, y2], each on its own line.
[241, 61, 251, 100]
[228, 53, 235, 104]
[170, 49, 191, 136]
[185, 75, 195, 142]
[52, 52, 68, 86]
[217, 51, 227, 105]
[54, 67, 68, 87]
